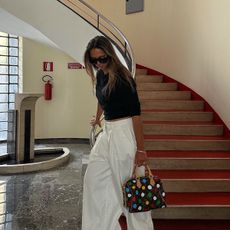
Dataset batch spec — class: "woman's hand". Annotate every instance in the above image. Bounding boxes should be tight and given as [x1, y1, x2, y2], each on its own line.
[90, 116, 101, 127]
[135, 150, 147, 166]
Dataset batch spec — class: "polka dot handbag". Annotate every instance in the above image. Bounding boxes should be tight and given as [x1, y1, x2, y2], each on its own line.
[123, 165, 166, 213]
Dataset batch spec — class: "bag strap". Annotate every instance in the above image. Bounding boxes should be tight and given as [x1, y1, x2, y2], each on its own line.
[132, 164, 153, 178]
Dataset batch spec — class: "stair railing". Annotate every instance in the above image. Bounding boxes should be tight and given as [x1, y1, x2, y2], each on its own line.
[57, 0, 135, 78]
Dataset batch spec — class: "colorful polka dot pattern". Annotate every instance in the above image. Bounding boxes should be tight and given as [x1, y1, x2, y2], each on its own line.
[124, 176, 166, 213]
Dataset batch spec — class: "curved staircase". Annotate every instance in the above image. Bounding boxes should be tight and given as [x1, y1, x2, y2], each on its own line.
[129, 68, 230, 229]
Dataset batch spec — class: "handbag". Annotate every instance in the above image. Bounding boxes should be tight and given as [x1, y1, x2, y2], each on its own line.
[123, 164, 166, 213]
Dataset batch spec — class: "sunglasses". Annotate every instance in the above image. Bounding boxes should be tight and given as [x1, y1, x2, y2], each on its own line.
[89, 55, 110, 65]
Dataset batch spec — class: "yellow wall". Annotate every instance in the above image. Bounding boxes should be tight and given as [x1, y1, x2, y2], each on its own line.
[86, 0, 230, 128]
[23, 38, 97, 139]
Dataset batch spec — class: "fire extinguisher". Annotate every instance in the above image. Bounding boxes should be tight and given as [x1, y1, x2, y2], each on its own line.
[42, 75, 53, 100]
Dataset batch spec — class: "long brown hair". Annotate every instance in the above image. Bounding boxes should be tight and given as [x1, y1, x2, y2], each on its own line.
[84, 36, 134, 96]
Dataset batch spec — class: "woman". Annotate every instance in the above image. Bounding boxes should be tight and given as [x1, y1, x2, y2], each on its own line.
[82, 36, 153, 230]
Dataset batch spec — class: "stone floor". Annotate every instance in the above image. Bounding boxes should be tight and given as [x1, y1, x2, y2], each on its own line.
[0, 143, 91, 230]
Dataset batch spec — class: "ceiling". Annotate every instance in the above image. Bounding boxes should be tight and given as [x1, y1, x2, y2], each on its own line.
[0, 7, 57, 48]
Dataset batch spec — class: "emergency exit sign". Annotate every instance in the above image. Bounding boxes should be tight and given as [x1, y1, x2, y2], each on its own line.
[68, 63, 84, 69]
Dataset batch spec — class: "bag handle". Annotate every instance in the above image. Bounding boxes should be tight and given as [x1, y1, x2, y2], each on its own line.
[131, 164, 156, 188]
[132, 164, 153, 178]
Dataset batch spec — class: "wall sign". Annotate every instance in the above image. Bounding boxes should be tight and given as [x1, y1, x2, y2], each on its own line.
[68, 62, 84, 69]
[43, 62, 53, 72]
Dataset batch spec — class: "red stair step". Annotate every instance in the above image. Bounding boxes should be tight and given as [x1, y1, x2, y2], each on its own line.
[144, 135, 227, 140]
[153, 220, 230, 230]
[153, 170, 230, 179]
[166, 192, 230, 205]
[143, 121, 214, 124]
[147, 150, 230, 158]
[120, 217, 230, 230]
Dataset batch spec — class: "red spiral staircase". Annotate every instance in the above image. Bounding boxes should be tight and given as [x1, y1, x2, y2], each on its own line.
[120, 66, 230, 230]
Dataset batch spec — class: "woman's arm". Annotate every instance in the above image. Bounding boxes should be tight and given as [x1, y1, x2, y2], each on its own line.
[132, 115, 147, 166]
[91, 102, 103, 127]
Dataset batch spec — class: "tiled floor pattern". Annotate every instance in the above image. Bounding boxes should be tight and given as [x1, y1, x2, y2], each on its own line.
[0, 143, 90, 230]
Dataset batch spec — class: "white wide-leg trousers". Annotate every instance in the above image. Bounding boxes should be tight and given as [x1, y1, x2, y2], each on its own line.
[82, 118, 154, 230]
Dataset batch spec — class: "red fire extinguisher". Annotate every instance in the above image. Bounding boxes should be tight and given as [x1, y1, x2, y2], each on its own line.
[42, 75, 53, 100]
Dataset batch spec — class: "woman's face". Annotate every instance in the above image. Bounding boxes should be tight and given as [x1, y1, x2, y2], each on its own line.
[89, 48, 109, 72]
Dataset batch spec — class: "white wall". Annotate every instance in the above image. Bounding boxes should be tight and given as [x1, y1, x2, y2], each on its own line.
[0, 0, 101, 63]
[86, 0, 230, 128]
[23, 38, 97, 139]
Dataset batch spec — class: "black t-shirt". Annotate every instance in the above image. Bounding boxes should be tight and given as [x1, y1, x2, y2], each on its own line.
[96, 70, 141, 120]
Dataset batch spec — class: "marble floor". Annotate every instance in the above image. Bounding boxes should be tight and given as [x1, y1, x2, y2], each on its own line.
[0, 142, 91, 230]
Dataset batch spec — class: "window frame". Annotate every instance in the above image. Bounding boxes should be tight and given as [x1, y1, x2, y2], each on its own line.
[0, 33, 19, 142]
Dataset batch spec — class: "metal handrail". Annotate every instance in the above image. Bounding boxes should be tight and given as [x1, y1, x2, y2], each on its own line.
[57, 0, 136, 78]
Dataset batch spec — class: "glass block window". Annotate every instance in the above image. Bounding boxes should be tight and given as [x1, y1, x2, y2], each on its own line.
[0, 32, 19, 141]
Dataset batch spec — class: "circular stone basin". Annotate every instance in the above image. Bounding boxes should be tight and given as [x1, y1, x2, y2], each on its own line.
[0, 147, 70, 174]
